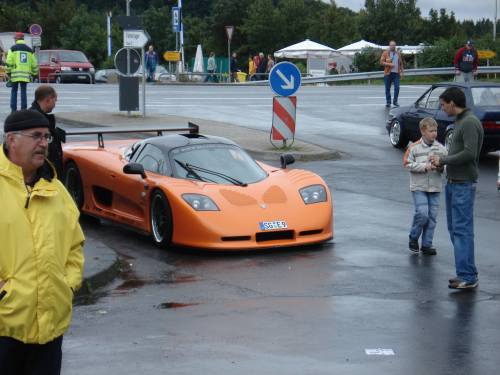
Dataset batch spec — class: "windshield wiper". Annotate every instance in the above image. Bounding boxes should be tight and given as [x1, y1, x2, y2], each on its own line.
[174, 159, 211, 183]
[184, 162, 247, 187]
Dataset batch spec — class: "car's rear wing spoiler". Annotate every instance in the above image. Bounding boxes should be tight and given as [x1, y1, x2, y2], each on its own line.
[60, 122, 199, 148]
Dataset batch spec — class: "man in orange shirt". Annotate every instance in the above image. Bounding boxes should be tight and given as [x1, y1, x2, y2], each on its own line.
[380, 40, 404, 107]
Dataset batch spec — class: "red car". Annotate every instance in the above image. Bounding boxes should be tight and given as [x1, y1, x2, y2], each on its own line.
[37, 49, 95, 84]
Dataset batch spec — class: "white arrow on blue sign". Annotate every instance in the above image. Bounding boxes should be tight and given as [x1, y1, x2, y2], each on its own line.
[269, 61, 301, 97]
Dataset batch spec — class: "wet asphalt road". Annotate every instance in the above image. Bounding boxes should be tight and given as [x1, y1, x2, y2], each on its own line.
[1, 83, 499, 374]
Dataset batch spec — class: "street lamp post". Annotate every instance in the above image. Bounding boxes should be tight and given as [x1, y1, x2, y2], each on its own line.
[495, 0, 498, 40]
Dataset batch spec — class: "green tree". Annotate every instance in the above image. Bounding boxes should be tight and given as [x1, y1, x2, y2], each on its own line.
[358, 0, 423, 44]
[34, 0, 77, 49]
[275, 0, 309, 48]
[352, 46, 383, 72]
[308, 1, 360, 49]
[420, 8, 461, 43]
[208, 0, 247, 56]
[58, 6, 112, 68]
[241, 0, 278, 55]
[0, 3, 33, 34]
[141, 5, 176, 63]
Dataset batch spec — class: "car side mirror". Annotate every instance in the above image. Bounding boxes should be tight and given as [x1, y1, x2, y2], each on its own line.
[123, 163, 146, 179]
[50, 57, 57, 63]
[280, 154, 295, 169]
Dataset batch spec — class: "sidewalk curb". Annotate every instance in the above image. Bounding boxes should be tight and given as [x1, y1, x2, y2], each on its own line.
[56, 115, 343, 162]
[76, 237, 121, 297]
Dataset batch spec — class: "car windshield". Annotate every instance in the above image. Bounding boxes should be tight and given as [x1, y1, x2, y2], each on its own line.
[58, 51, 89, 63]
[171, 144, 267, 184]
[471, 87, 500, 106]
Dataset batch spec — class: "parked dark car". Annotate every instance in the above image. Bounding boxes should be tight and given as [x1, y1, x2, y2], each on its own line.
[386, 82, 500, 152]
[37, 49, 95, 84]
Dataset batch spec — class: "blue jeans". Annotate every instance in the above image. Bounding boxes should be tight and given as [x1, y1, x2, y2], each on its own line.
[445, 182, 478, 283]
[10, 81, 27, 112]
[384, 72, 400, 104]
[409, 191, 440, 248]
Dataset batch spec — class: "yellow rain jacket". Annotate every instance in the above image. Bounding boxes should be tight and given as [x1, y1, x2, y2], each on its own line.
[0, 145, 84, 344]
[5, 39, 38, 83]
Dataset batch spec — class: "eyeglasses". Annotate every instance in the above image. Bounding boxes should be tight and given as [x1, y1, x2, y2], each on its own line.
[15, 131, 53, 143]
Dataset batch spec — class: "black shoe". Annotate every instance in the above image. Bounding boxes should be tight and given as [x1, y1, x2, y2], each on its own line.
[421, 246, 437, 255]
[408, 238, 419, 253]
[448, 277, 460, 284]
[448, 279, 478, 289]
[393, 102, 400, 107]
[385, 103, 391, 107]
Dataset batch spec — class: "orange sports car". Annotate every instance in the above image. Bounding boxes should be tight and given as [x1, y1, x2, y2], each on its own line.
[62, 125, 333, 250]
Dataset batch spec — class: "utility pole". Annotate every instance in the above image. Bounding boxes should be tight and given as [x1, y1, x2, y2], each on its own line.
[107, 12, 112, 57]
[126, 0, 131, 116]
[495, 0, 498, 40]
[178, 0, 185, 72]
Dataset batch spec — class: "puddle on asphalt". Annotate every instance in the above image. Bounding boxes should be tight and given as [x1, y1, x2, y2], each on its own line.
[157, 302, 199, 309]
[75, 257, 200, 305]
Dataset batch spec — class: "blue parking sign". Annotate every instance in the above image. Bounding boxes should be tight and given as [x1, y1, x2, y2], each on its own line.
[269, 62, 301, 97]
[20, 52, 28, 63]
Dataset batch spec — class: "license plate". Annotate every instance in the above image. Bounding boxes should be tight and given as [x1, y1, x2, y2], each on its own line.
[78, 75, 87, 79]
[259, 220, 288, 231]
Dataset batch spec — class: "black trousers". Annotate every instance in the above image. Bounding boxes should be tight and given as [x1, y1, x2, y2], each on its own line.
[0, 335, 63, 375]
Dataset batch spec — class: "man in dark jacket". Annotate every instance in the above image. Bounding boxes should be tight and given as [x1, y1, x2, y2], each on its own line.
[430, 87, 484, 289]
[453, 40, 478, 83]
[30, 85, 63, 179]
[257, 52, 267, 80]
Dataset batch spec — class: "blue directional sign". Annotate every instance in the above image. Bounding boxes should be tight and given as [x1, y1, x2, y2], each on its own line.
[269, 61, 301, 97]
[172, 7, 181, 33]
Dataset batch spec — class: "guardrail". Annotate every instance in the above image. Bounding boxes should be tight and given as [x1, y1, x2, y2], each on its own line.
[240, 66, 500, 85]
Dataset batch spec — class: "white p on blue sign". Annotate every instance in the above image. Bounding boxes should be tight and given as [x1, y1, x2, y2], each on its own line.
[172, 7, 181, 32]
[269, 61, 301, 97]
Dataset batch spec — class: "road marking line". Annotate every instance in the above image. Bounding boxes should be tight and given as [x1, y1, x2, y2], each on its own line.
[161, 97, 269, 100]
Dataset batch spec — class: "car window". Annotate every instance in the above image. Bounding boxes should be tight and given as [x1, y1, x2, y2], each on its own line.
[57, 51, 89, 63]
[136, 144, 167, 175]
[37, 51, 49, 64]
[416, 89, 432, 108]
[171, 144, 267, 184]
[471, 87, 500, 106]
[425, 87, 447, 110]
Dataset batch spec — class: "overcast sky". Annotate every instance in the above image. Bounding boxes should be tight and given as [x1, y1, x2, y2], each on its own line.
[334, 0, 498, 21]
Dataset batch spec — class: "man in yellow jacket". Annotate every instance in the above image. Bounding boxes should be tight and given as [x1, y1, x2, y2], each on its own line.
[0, 110, 84, 375]
[6, 32, 38, 112]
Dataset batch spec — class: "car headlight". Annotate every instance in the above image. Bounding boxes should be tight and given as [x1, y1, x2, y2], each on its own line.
[182, 194, 219, 211]
[60, 67, 71, 71]
[299, 185, 327, 204]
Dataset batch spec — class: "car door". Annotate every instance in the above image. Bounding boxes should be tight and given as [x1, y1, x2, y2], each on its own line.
[111, 144, 168, 231]
[37, 51, 50, 81]
[48, 51, 59, 82]
[401, 87, 433, 141]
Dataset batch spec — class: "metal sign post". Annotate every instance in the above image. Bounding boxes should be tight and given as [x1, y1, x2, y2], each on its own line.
[123, 29, 150, 117]
[29, 24, 42, 81]
[268, 62, 302, 148]
[225, 26, 234, 83]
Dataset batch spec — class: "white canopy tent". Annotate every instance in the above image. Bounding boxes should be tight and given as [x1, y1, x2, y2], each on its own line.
[337, 39, 381, 56]
[274, 39, 338, 76]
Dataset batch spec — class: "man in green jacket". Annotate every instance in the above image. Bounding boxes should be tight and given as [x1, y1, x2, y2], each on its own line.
[0, 110, 84, 374]
[6, 32, 38, 112]
[430, 86, 484, 289]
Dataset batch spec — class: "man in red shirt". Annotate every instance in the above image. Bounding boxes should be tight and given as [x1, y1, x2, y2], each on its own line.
[453, 40, 478, 83]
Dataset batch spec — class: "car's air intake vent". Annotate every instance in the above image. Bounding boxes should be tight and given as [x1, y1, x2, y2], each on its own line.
[299, 229, 323, 236]
[256, 230, 294, 242]
[180, 133, 207, 139]
[221, 236, 251, 242]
